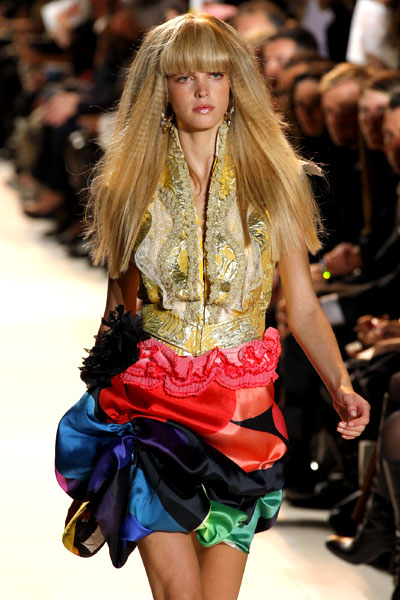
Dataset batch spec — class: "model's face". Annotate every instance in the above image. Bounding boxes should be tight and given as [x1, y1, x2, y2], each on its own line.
[383, 107, 400, 175]
[262, 38, 297, 89]
[293, 78, 325, 137]
[322, 80, 360, 148]
[358, 89, 389, 150]
[167, 71, 230, 133]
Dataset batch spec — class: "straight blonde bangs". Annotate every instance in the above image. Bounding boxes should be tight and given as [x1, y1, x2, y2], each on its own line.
[159, 15, 230, 76]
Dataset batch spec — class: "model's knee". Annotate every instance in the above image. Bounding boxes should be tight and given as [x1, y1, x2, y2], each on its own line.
[160, 589, 203, 600]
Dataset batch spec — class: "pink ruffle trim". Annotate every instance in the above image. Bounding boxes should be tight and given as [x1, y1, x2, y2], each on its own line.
[121, 327, 281, 397]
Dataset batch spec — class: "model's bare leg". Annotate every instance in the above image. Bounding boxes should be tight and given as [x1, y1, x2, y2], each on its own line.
[193, 535, 248, 600]
[137, 531, 204, 600]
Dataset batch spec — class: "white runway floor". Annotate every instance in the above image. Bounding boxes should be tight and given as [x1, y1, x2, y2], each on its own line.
[0, 161, 393, 599]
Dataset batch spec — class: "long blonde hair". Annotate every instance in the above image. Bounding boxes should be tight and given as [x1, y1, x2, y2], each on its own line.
[88, 12, 322, 278]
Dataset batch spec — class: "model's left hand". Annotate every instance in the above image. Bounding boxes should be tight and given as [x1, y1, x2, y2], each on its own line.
[333, 385, 370, 440]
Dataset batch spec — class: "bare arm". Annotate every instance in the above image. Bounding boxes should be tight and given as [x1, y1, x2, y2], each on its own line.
[99, 261, 140, 335]
[278, 244, 370, 440]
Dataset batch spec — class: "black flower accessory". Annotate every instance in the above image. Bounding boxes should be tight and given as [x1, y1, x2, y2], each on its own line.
[79, 305, 149, 388]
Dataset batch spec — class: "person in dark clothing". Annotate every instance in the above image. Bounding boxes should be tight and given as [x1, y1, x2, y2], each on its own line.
[318, 0, 354, 62]
[288, 67, 346, 259]
[317, 94, 400, 327]
[327, 372, 400, 600]
[23, 8, 141, 222]
[261, 26, 319, 91]
[322, 72, 400, 279]
[318, 63, 371, 250]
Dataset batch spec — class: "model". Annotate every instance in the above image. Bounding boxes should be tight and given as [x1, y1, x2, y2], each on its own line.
[55, 13, 370, 600]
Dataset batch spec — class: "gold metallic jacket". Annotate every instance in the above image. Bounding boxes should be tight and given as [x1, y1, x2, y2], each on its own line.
[133, 123, 275, 356]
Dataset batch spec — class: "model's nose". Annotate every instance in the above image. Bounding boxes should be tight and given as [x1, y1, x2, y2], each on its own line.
[195, 76, 209, 98]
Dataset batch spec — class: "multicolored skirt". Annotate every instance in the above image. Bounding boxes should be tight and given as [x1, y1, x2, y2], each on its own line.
[55, 307, 288, 568]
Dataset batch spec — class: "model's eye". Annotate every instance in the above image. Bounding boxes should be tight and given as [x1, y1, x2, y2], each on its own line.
[210, 72, 224, 79]
[176, 74, 192, 82]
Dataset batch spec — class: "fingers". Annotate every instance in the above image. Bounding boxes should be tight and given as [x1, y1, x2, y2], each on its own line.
[337, 421, 367, 439]
[346, 415, 370, 428]
[337, 416, 369, 439]
[343, 395, 371, 419]
[339, 432, 361, 440]
[336, 402, 369, 439]
[333, 388, 370, 440]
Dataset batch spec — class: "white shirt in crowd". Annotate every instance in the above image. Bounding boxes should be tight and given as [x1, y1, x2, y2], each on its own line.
[346, 0, 399, 70]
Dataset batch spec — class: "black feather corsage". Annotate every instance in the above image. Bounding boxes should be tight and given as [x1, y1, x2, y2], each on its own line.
[79, 305, 149, 388]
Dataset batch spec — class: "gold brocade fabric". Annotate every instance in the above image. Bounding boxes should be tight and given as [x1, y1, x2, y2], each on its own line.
[133, 123, 275, 356]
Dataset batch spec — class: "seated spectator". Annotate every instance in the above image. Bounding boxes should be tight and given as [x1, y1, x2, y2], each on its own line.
[246, 28, 280, 64]
[322, 89, 400, 286]
[230, 0, 287, 40]
[322, 70, 400, 278]
[384, 94, 400, 181]
[315, 94, 400, 333]
[288, 65, 338, 259]
[277, 68, 400, 504]
[127, 0, 188, 28]
[327, 371, 400, 600]
[321, 62, 371, 149]
[346, 0, 400, 70]
[261, 26, 320, 91]
[275, 56, 331, 117]
[318, 62, 371, 249]
[290, 65, 335, 156]
[7, 1, 190, 260]
[317, 1, 354, 62]
[19, 6, 141, 236]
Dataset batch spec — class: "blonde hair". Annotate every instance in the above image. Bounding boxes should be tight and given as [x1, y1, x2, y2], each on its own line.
[361, 69, 400, 95]
[88, 12, 322, 278]
[320, 62, 373, 95]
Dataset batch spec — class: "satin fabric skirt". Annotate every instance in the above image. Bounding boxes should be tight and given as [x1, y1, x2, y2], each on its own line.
[55, 310, 288, 568]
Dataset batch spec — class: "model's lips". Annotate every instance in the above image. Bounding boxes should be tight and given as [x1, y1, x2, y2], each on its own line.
[193, 105, 215, 114]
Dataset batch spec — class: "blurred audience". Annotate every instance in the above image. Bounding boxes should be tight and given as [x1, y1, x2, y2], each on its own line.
[323, 71, 400, 278]
[6, 0, 188, 254]
[327, 371, 400, 600]
[318, 0, 354, 62]
[230, 0, 287, 39]
[274, 55, 332, 116]
[317, 63, 370, 250]
[261, 26, 319, 90]
[290, 65, 334, 154]
[346, 0, 400, 70]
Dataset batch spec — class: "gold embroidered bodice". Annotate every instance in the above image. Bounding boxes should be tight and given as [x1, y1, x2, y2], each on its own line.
[133, 123, 275, 356]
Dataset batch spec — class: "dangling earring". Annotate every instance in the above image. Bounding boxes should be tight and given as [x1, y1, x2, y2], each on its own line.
[224, 105, 234, 128]
[160, 105, 173, 133]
